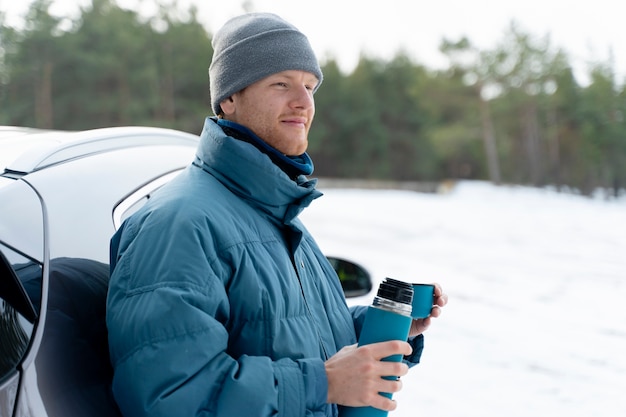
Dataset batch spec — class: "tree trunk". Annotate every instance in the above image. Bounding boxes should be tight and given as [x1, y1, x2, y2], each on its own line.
[478, 94, 501, 184]
[546, 107, 561, 186]
[34, 61, 54, 128]
[161, 42, 176, 122]
[522, 102, 543, 185]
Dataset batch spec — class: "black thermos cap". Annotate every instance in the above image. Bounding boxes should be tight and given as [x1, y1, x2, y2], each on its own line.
[378, 278, 413, 305]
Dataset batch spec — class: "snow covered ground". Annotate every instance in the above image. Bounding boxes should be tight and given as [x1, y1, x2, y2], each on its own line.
[300, 181, 626, 417]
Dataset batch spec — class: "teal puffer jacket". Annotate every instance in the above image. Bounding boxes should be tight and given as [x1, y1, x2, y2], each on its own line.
[106, 118, 358, 417]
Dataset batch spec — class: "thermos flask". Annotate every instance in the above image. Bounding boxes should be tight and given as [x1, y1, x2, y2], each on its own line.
[340, 278, 414, 417]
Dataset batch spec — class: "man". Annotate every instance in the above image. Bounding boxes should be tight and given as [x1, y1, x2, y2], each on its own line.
[106, 12, 447, 417]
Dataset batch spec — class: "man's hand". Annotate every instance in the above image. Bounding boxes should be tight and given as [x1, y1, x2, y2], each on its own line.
[325, 340, 412, 411]
[409, 282, 448, 336]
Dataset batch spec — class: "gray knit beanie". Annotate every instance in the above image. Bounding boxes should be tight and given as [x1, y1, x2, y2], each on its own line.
[209, 12, 323, 115]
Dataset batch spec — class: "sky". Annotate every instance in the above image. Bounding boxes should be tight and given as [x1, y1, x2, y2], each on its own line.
[301, 181, 626, 416]
[2, 0, 625, 84]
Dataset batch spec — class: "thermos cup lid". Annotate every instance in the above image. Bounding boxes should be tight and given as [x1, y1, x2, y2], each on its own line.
[378, 278, 413, 305]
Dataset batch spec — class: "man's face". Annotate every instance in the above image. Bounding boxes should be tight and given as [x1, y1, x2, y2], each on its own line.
[219, 70, 318, 156]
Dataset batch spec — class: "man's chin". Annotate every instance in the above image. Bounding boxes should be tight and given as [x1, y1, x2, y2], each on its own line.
[285, 144, 308, 156]
[277, 136, 308, 156]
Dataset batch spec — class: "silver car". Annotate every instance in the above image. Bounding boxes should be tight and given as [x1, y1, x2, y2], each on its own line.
[0, 126, 371, 417]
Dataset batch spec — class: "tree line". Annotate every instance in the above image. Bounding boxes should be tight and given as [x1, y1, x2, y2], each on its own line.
[1, 0, 625, 196]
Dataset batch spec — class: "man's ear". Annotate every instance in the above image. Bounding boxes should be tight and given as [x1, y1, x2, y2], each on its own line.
[220, 96, 235, 115]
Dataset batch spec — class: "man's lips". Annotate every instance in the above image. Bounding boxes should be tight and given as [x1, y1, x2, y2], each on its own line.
[282, 117, 307, 127]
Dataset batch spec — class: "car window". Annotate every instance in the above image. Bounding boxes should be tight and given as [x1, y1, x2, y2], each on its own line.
[0, 182, 46, 385]
[0, 246, 38, 383]
[112, 170, 183, 230]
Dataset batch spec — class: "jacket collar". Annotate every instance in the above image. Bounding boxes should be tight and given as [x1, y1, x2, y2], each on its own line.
[194, 117, 322, 225]
[215, 118, 314, 179]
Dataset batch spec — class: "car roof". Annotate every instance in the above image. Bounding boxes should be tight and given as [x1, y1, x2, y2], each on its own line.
[0, 126, 63, 169]
[1, 126, 199, 176]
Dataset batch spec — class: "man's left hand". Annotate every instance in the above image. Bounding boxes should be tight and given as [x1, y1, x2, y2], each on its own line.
[409, 282, 448, 336]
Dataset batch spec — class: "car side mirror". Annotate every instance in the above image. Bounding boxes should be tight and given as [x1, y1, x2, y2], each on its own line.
[0, 248, 38, 381]
[327, 257, 373, 298]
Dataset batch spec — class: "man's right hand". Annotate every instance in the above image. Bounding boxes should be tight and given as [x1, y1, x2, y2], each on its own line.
[325, 340, 412, 411]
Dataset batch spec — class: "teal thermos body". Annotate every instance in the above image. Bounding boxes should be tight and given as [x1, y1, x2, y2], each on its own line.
[340, 278, 414, 417]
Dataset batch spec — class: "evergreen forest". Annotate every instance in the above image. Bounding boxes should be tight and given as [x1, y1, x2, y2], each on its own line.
[2, 0, 625, 196]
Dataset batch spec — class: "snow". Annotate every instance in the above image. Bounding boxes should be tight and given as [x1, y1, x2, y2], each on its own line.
[300, 180, 626, 417]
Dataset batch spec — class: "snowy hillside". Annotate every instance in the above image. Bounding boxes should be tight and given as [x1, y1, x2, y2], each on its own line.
[300, 181, 626, 417]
